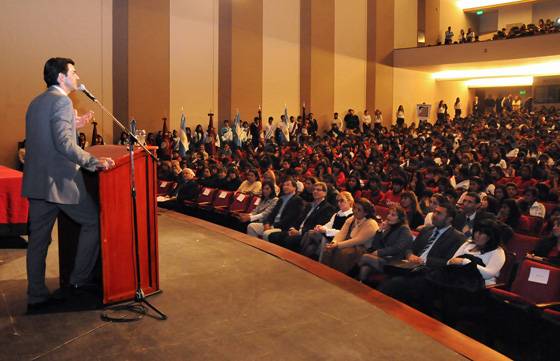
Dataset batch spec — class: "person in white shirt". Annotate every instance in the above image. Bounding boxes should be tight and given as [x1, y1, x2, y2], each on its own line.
[332, 112, 342, 130]
[220, 119, 234, 145]
[300, 191, 354, 261]
[520, 187, 546, 218]
[453, 97, 461, 119]
[447, 219, 506, 286]
[264, 116, 275, 141]
[374, 109, 383, 130]
[362, 109, 372, 134]
[444, 26, 454, 44]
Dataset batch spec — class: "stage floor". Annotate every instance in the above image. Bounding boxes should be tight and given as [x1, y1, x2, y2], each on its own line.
[0, 209, 506, 360]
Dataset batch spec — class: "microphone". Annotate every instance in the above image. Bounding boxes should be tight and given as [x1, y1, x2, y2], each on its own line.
[79, 84, 97, 102]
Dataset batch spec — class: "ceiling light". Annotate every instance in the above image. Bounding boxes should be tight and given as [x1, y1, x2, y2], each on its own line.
[465, 76, 533, 88]
[432, 60, 560, 80]
[457, 0, 527, 11]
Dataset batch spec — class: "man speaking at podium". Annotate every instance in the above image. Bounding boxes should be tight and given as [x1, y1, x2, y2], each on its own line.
[22, 57, 114, 312]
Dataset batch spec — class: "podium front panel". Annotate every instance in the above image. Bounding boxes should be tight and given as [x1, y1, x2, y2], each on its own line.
[97, 146, 159, 304]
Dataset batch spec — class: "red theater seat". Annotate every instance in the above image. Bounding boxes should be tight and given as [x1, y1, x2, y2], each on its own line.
[508, 233, 540, 262]
[490, 259, 560, 307]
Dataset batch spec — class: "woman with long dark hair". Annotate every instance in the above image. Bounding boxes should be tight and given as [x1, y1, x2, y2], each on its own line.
[399, 191, 425, 230]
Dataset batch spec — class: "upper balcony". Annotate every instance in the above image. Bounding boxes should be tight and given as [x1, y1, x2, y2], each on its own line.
[393, 32, 560, 71]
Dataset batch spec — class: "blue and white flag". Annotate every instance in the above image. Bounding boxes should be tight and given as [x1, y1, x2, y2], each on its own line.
[178, 111, 189, 156]
[233, 110, 242, 148]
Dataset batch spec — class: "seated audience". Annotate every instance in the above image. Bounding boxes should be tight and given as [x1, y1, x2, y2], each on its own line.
[268, 182, 336, 251]
[496, 198, 522, 230]
[235, 181, 278, 225]
[236, 168, 262, 196]
[533, 218, 560, 264]
[247, 178, 304, 240]
[399, 191, 425, 230]
[300, 191, 354, 261]
[321, 198, 380, 275]
[358, 205, 413, 282]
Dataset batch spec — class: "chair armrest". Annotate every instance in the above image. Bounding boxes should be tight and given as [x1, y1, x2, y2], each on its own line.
[536, 301, 560, 309]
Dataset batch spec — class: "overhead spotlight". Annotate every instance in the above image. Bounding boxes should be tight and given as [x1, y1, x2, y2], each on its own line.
[465, 76, 533, 88]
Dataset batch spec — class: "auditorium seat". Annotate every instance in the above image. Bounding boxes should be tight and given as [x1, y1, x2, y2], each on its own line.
[490, 258, 560, 307]
[542, 202, 558, 216]
[246, 196, 261, 213]
[157, 180, 176, 196]
[208, 190, 234, 213]
[227, 192, 252, 214]
[194, 187, 217, 208]
[517, 215, 544, 236]
[492, 251, 517, 289]
[508, 233, 540, 262]
[374, 205, 390, 221]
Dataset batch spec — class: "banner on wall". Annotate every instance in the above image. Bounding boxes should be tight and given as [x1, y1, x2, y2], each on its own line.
[416, 103, 431, 122]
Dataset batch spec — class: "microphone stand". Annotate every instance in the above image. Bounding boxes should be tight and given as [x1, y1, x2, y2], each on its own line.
[85, 94, 166, 322]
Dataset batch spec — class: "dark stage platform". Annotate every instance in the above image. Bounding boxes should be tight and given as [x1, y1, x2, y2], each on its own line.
[0, 209, 508, 360]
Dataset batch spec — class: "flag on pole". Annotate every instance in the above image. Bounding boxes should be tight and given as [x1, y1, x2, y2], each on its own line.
[283, 105, 290, 143]
[178, 111, 189, 156]
[233, 110, 242, 148]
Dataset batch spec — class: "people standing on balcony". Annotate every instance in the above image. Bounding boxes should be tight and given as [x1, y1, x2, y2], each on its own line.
[459, 29, 466, 43]
[512, 95, 522, 112]
[374, 109, 383, 130]
[444, 26, 454, 45]
[495, 94, 504, 115]
[454, 98, 461, 120]
[466, 28, 475, 42]
[362, 109, 372, 134]
[437, 100, 446, 125]
[396, 105, 405, 128]
[344, 109, 360, 134]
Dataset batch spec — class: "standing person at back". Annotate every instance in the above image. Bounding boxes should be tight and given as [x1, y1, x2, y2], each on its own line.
[22, 57, 114, 312]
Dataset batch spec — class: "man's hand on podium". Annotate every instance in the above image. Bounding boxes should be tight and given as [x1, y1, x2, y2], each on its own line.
[96, 157, 115, 171]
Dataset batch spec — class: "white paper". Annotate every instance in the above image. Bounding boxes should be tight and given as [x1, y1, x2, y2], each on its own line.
[160, 181, 168, 187]
[528, 267, 550, 285]
[202, 188, 211, 196]
[253, 198, 261, 205]
[219, 191, 227, 199]
[236, 194, 246, 202]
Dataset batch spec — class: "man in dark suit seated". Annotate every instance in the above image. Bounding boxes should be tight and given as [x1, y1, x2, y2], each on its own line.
[247, 177, 304, 240]
[453, 192, 495, 238]
[377, 202, 466, 309]
[268, 182, 336, 251]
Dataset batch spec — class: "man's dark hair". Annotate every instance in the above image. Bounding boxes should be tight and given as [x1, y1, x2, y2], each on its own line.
[44, 57, 74, 87]
[283, 177, 298, 189]
[440, 201, 457, 221]
[465, 191, 481, 203]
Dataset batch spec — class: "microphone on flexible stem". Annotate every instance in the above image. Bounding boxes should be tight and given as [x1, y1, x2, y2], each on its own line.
[79, 84, 97, 102]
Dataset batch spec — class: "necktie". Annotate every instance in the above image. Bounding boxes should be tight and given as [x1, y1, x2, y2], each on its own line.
[420, 228, 440, 255]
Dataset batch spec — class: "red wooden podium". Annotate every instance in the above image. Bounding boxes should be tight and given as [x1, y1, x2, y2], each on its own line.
[58, 145, 160, 304]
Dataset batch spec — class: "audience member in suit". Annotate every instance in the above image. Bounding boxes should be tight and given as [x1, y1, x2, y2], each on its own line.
[22, 58, 115, 310]
[402, 219, 505, 323]
[453, 192, 495, 238]
[247, 177, 304, 240]
[533, 218, 560, 264]
[268, 182, 336, 251]
[378, 202, 466, 305]
[300, 191, 354, 261]
[358, 205, 414, 282]
[321, 198, 379, 274]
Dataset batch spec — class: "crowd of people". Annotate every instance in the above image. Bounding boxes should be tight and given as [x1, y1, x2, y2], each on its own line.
[150, 97, 560, 337]
[437, 17, 559, 46]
